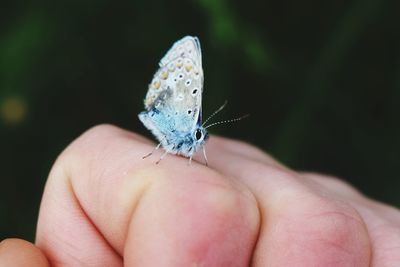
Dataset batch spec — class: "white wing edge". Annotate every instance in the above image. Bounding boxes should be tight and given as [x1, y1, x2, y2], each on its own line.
[160, 36, 202, 68]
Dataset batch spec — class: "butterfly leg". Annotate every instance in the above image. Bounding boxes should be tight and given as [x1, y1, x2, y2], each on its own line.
[202, 146, 208, 166]
[143, 143, 161, 159]
[155, 150, 168, 164]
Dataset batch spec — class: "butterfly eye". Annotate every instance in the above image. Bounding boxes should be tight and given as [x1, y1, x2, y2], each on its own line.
[192, 88, 198, 95]
[195, 129, 202, 140]
[185, 79, 192, 87]
[187, 109, 192, 115]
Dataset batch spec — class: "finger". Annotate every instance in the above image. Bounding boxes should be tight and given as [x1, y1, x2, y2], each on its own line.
[202, 135, 284, 168]
[0, 239, 49, 267]
[206, 143, 372, 267]
[302, 172, 400, 266]
[36, 125, 260, 267]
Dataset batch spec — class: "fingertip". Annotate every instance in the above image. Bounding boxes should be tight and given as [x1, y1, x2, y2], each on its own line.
[0, 238, 50, 267]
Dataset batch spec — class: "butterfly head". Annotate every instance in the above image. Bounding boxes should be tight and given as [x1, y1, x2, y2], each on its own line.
[194, 126, 208, 145]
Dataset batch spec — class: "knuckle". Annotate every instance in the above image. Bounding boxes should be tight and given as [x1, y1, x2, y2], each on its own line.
[129, 171, 260, 266]
[275, 194, 371, 266]
[307, 200, 367, 245]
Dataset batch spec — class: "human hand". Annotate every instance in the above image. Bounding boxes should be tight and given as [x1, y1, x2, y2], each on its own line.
[1, 125, 399, 266]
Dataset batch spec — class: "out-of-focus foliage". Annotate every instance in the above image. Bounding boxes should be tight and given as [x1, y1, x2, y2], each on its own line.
[1, 0, 399, 241]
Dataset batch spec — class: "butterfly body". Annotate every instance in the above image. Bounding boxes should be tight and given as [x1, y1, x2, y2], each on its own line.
[139, 105, 208, 157]
[138, 36, 209, 161]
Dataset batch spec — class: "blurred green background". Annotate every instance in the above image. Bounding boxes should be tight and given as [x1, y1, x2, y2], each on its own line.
[1, 0, 399, 241]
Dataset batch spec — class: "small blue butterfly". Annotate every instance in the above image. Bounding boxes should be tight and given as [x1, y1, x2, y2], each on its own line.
[139, 36, 209, 164]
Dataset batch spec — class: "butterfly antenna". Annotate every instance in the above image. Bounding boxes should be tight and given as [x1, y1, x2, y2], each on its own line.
[204, 114, 250, 129]
[202, 100, 228, 127]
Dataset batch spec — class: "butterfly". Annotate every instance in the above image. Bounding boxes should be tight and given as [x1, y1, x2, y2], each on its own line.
[138, 36, 210, 164]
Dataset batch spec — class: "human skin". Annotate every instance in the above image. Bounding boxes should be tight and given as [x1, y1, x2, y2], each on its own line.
[0, 124, 399, 266]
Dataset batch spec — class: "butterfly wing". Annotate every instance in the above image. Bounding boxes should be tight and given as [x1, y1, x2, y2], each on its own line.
[143, 36, 204, 134]
[160, 36, 202, 69]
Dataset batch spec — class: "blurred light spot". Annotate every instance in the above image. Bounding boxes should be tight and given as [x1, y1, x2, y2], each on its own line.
[1, 96, 27, 126]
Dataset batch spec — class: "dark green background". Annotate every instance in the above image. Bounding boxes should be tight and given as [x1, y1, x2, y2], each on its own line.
[1, 0, 399, 241]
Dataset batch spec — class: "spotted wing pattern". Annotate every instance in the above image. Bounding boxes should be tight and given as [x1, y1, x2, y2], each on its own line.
[143, 36, 204, 132]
